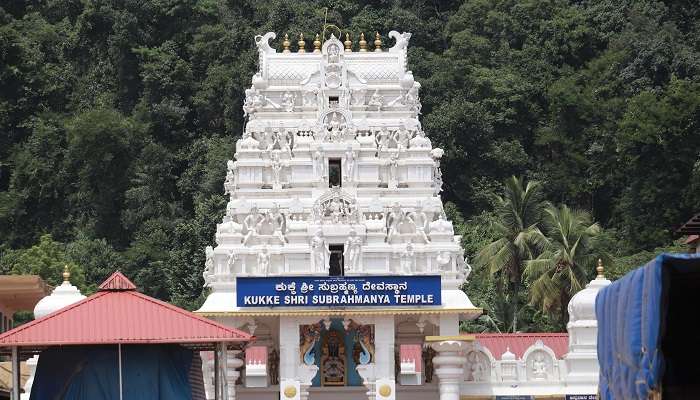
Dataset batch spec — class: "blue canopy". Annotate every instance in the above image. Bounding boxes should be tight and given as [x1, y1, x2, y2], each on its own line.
[30, 344, 195, 400]
[596, 253, 700, 399]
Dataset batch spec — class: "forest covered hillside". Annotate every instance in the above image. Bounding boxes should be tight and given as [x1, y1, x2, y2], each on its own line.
[1, 0, 698, 331]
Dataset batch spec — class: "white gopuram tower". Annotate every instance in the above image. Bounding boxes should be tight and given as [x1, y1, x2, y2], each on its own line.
[196, 31, 481, 400]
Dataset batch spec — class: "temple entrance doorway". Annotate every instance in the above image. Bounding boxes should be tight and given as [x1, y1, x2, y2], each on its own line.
[305, 319, 368, 389]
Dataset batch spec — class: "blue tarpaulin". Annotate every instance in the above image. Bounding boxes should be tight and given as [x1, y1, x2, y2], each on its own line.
[30, 344, 194, 400]
[596, 253, 700, 400]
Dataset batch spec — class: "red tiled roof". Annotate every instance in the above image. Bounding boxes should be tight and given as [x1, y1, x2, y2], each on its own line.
[685, 235, 699, 245]
[0, 272, 251, 348]
[469, 333, 569, 360]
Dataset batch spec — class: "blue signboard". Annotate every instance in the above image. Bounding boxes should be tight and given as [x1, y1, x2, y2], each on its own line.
[236, 275, 441, 307]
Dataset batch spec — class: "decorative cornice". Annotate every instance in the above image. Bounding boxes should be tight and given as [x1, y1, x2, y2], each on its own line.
[195, 307, 482, 318]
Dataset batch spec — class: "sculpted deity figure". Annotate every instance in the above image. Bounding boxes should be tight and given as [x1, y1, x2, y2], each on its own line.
[328, 113, 345, 141]
[243, 206, 263, 246]
[203, 245, 215, 287]
[411, 202, 430, 243]
[261, 129, 275, 152]
[257, 246, 270, 275]
[409, 129, 431, 148]
[400, 240, 415, 274]
[368, 89, 383, 110]
[303, 85, 319, 107]
[386, 203, 404, 242]
[394, 123, 411, 150]
[532, 353, 547, 379]
[243, 88, 266, 116]
[224, 160, 236, 195]
[387, 153, 399, 189]
[343, 229, 362, 273]
[405, 83, 421, 115]
[328, 193, 344, 223]
[270, 202, 286, 234]
[311, 229, 331, 273]
[468, 352, 487, 382]
[226, 249, 238, 275]
[328, 43, 341, 63]
[270, 153, 284, 189]
[281, 90, 295, 112]
[345, 198, 361, 224]
[343, 146, 355, 182]
[376, 126, 391, 152]
[351, 88, 366, 106]
[242, 88, 255, 117]
[313, 148, 327, 180]
[278, 130, 293, 157]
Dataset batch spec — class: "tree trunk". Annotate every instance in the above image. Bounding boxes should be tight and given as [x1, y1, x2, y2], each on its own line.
[511, 278, 519, 333]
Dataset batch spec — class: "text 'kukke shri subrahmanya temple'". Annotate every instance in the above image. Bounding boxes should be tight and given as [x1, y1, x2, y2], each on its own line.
[193, 31, 609, 400]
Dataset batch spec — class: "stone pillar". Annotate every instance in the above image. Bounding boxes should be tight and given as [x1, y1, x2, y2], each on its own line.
[431, 340, 467, 400]
[374, 315, 395, 381]
[298, 364, 319, 400]
[279, 316, 298, 383]
[227, 350, 244, 400]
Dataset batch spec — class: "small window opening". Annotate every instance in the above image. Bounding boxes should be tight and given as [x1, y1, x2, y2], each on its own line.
[329, 158, 342, 187]
[329, 96, 339, 107]
[329, 244, 344, 276]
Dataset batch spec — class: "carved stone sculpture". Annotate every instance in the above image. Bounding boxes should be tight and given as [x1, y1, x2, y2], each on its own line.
[224, 160, 236, 195]
[243, 206, 263, 246]
[203, 245, 215, 287]
[368, 89, 383, 110]
[411, 202, 430, 243]
[281, 90, 295, 112]
[400, 240, 415, 274]
[343, 146, 355, 182]
[258, 246, 270, 275]
[343, 229, 362, 273]
[311, 229, 330, 273]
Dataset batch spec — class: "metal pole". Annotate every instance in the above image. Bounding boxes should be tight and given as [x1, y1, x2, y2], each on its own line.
[11, 346, 20, 400]
[118, 344, 123, 400]
[214, 346, 219, 400]
[220, 342, 229, 400]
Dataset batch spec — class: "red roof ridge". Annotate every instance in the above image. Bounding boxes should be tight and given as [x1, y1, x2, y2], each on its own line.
[98, 271, 136, 291]
[127, 291, 252, 339]
[473, 332, 568, 337]
[0, 291, 108, 342]
[0, 272, 253, 347]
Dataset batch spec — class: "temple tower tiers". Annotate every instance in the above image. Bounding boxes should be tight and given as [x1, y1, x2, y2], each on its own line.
[197, 31, 481, 400]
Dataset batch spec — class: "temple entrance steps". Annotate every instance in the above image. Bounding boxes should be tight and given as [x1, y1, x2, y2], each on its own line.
[236, 383, 440, 400]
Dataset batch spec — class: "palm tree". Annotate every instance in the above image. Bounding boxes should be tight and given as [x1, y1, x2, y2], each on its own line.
[475, 176, 547, 332]
[524, 204, 602, 326]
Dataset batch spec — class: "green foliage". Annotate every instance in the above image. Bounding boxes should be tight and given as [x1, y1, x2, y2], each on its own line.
[0, 0, 698, 322]
[0, 234, 85, 289]
[524, 204, 605, 327]
[474, 177, 547, 332]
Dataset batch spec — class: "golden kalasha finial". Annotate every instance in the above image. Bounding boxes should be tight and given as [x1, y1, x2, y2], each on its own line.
[297, 33, 306, 53]
[596, 258, 605, 279]
[63, 265, 70, 282]
[359, 32, 368, 52]
[344, 32, 352, 52]
[374, 32, 382, 52]
[282, 34, 291, 53]
[313, 33, 322, 53]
